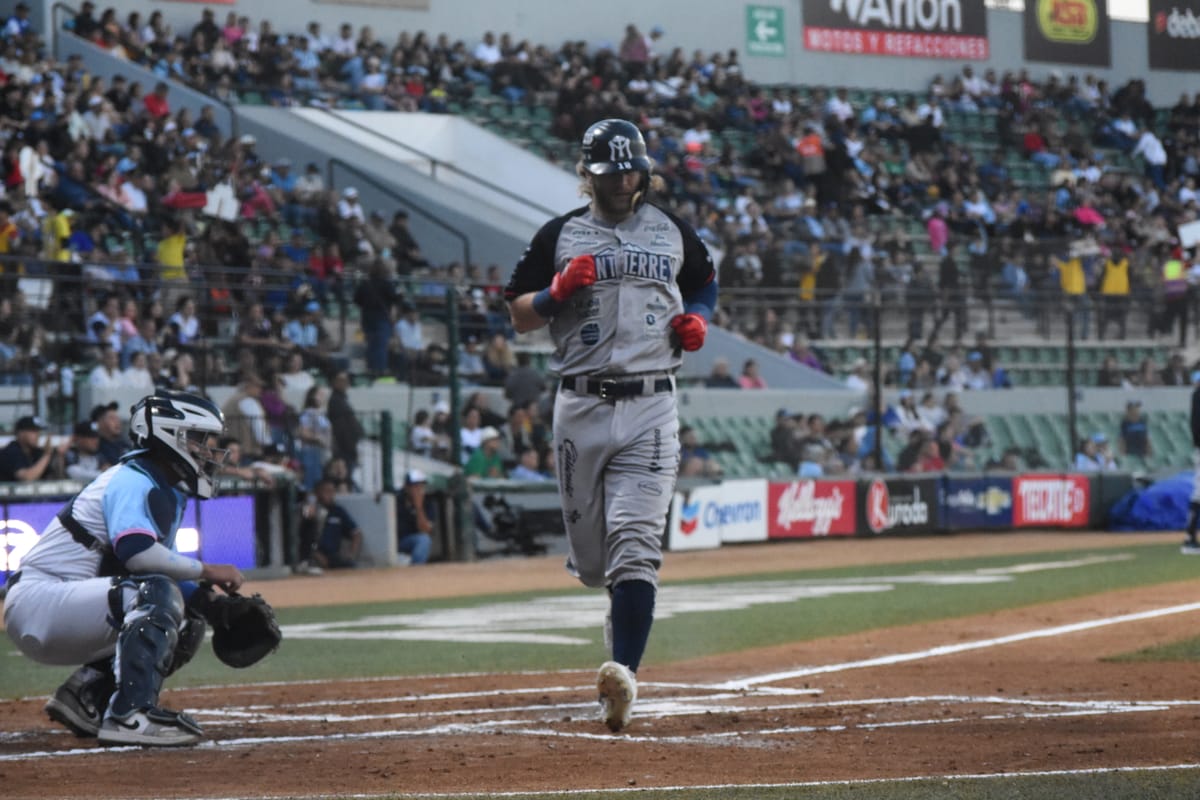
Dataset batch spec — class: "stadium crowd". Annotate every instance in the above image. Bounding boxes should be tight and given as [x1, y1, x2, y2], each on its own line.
[0, 5, 1189, 492]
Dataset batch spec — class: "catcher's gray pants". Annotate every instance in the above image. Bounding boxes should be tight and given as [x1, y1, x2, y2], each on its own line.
[554, 380, 680, 589]
[5, 571, 137, 666]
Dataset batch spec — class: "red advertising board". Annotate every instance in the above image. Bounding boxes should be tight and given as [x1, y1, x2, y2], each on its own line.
[1013, 475, 1090, 528]
[803, 27, 989, 58]
[768, 480, 856, 538]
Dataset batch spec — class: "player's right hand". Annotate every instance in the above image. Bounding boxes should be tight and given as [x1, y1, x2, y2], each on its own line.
[549, 254, 597, 302]
[202, 563, 245, 594]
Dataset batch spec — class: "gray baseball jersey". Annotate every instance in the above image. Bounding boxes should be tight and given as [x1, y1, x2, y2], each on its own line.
[505, 202, 714, 376]
[506, 201, 714, 589]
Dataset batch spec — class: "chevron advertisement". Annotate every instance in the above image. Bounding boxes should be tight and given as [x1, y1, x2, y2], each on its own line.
[0, 496, 257, 587]
[943, 477, 1014, 529]
[768, 480, 856, 538]
[802, 0, 989, 59]
[1013, 475, 1090, 527]
[667, 480, 767, 551]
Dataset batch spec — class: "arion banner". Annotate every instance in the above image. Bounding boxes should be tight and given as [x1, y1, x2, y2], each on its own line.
[802, 0, 989, 59]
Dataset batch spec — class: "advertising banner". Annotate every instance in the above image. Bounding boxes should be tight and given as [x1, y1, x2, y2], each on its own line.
[1023, 0, 1111, 66]
[1149, 0, 1200, 70]
[768, 480, 857, 538]
[859, 477, 940, 535]
[1, 496, 258, 587]
[943, 477, 1014, 530]
[668, 481, 767, 550]
[1013, 475, 1090, 528]
[802, 0, 989, 59]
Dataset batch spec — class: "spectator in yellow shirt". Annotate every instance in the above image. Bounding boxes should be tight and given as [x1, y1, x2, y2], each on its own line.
[1052, 250, 1090, 340]
[155, 218, 189, 308]
[41, 201, 72, 264]
[1097, 249, 1130, 340]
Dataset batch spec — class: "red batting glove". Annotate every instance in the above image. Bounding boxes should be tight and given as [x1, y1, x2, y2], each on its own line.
[669, 313, 707, 351]
[549, 254, 597, 303]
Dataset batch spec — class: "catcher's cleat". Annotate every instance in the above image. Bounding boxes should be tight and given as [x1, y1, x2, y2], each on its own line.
[1182, 539, 1200, 555]
[97, 706, 203, 747]
[597, 660, 637, 733]
[44, 664, 114, 738]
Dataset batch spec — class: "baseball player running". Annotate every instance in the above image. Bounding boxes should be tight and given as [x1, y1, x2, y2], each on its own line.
[505, 118, 716, 731]
[4, 390, 245, 746]
[1185, 379, 1200, 554]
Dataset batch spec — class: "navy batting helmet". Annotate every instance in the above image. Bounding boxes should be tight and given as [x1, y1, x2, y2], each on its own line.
[581, 119, 651, 175]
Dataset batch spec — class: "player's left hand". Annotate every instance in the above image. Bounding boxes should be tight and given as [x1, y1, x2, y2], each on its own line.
[669, 313, 707, 351]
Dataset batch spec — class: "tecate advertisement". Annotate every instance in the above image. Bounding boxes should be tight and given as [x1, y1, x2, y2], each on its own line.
[668, 481, 767, 550]
[768, 480, 857, 538]
[1, 496, 257, 587]
[860, 477, 940, 535]
[1013, 475, 1090, 528]
[802, 0, 989, 59]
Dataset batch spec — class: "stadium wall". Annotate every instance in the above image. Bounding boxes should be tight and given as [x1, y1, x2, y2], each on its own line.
[44, 1, 1190, 101]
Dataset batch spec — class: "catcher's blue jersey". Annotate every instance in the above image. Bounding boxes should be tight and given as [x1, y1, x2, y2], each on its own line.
[18, 454, 187, 582]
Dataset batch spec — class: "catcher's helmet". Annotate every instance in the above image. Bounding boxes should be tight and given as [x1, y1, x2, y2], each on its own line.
[581, 118, 651, 175]
[129, 390, 227, 499]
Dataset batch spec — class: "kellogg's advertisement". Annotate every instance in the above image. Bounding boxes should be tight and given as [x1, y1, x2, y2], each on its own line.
[768, 480, 857, 538]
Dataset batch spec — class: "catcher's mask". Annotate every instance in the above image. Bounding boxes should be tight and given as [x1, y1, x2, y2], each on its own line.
[129, 390, 228, 499]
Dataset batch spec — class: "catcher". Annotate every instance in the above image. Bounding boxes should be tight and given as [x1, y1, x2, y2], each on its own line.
[3, 390, 281, 747]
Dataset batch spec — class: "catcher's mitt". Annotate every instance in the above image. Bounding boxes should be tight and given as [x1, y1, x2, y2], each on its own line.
[200, 589, 282, 669]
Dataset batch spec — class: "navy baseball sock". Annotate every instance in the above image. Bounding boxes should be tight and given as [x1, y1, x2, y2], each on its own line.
[1188, 502, 1200, 542]
[610, 579, 656, 673]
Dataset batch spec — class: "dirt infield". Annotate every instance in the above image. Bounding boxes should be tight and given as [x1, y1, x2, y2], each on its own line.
[4, 531, 1199, 799]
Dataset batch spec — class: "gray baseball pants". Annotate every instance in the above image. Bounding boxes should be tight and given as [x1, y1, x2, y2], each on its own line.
[554, 383, 679, 589]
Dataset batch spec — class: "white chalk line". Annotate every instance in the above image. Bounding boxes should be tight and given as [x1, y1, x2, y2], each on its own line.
[7, 602, 1200, 765]
[140, 763, 1200, 800]
[718, 600, 1200, 689]
[5, 693, 1195, 761]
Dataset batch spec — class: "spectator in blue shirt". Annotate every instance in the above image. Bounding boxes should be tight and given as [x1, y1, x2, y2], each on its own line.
[1118, 400, 1151, 461]
[509, 447, 551, 482]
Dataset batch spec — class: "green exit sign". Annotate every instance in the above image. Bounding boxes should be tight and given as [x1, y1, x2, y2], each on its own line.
[746, 5, 785, 57]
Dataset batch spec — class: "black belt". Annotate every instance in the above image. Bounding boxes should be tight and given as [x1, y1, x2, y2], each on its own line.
[6, 570, 19, 587]
[561, 376, 673, 400]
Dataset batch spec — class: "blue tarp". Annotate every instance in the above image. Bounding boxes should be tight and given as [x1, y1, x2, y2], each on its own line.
[1109, 471, 1193, 531]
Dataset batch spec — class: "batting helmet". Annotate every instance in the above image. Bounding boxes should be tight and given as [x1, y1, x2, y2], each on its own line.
[581, 119, 651, 175]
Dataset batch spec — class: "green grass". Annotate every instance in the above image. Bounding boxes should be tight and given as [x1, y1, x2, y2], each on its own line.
[5, 542, 1200, 700]
[1110, 634, 1200, 662]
